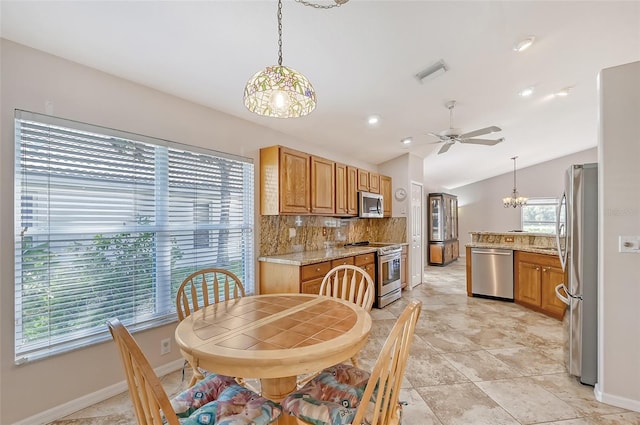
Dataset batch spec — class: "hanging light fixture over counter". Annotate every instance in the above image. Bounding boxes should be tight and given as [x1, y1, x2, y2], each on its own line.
[243, 0, 349, 119]
[503, 156, 528, 208]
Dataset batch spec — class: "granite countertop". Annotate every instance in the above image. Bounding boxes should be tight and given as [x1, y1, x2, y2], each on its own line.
[258, 242, 408, 266]
[466, 242, 560, 256]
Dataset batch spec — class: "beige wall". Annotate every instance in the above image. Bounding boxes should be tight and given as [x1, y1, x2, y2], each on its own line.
[0, 39, 379, 424]
[596, 61, 640, 410]
[450, 148, 598, 249]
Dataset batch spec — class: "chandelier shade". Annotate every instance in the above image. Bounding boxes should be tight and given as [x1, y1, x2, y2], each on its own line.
[243, 0, 318, 119]
[503, 156, 528, 208]
[244, 65, 316, 118]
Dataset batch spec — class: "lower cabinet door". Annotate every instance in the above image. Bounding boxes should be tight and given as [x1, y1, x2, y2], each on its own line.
[541, 265, 567, 319]
[301, 277, 324, 295]
[516, 261, 542, 307]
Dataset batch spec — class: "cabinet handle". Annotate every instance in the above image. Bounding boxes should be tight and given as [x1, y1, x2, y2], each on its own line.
[535, 266, 540, 271]
[316, 268, 321, 272]
[542, 267, 548, 272]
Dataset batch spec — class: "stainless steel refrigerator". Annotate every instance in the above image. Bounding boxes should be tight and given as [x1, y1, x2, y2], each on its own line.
[555, 163, 598, 386]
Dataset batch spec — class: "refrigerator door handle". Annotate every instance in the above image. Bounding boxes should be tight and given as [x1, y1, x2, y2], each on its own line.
[555, 283, 570, 305]
[556, 192, 568, 271]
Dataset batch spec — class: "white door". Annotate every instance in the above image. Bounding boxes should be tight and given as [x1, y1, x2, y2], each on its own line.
[410, 182, 424, 287]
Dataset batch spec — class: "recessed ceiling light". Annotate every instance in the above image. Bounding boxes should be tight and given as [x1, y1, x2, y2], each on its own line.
[367, 115, 380, 125]
[513, 36, 536, 52]
[555, 87, 572, 97]
[400, 137, 412, 145]
[519, 87, 534, 97]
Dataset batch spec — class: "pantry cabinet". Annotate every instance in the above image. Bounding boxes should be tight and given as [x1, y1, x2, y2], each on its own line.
[514, 251, 567, 320]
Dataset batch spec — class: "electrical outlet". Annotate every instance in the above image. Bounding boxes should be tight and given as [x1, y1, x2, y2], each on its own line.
[160, 338, 171, 355]
[289, 227, 296, 238]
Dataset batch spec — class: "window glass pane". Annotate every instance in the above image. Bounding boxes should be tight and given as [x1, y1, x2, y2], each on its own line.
[521, 197, 558, 234]
[14, 110, 254, 363]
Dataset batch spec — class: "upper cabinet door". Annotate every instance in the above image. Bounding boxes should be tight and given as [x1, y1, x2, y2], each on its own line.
[335, 163, 348, 216]
[310, 156, 335, 214]
[346, 166, 358, 216]
[279, 147, 311, 214]
[368, 173, 380, 194]
[357, 169, 369, 192]
[380, 175, 392, 217]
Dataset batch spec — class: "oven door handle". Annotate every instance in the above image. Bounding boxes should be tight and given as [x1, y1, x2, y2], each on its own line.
[379, 253, 401, 262]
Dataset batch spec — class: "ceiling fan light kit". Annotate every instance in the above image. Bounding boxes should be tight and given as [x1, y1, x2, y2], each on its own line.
[427, 100, 504, 154]
[503, 156, 528, 208]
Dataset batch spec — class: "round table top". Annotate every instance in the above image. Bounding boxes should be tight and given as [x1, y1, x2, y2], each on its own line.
[174, 293, 372, 379]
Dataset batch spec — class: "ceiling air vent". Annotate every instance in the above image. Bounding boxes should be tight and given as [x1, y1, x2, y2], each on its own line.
[415, 59, 449, 83]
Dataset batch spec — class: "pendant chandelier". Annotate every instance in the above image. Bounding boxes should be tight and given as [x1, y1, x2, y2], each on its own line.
[503, 156, 528, 208]
[243, 0, 348, 118]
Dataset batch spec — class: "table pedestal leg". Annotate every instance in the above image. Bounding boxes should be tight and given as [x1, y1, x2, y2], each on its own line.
[260, 376, 298, 425]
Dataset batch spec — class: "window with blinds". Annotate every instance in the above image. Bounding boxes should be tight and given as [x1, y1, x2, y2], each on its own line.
[14, 110, 254, 363]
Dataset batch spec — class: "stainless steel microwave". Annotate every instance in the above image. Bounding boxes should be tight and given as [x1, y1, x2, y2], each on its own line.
[358, 191, 384, 218]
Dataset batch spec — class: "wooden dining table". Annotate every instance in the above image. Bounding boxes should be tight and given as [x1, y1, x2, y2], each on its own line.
[174, 293, 372, 424]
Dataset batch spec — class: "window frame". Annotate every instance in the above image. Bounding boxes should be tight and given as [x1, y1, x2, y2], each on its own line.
[14, 109, 255, 364]
[521, 197, 559, 234]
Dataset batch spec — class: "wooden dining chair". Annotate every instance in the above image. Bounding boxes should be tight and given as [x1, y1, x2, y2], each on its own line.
[107, 318, 282, 425]
[319, 264, 375, 367]
[282, 299, 422, 425]
[176, 268, 245, 385]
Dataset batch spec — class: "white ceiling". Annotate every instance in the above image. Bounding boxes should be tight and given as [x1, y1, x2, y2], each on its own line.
[2, 1, 639, 189]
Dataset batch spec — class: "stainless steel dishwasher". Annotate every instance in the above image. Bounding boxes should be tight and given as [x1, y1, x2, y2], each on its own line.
[471, 248, 514, 300]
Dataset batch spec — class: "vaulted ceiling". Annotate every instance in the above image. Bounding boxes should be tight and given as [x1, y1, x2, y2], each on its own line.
[2, 1, 639, 188]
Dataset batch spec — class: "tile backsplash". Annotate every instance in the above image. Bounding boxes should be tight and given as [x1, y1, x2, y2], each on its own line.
[260, 216, 407, 256]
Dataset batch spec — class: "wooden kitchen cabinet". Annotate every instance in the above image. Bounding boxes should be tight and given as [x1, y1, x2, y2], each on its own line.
[335, 163, 348, 216]
[261, 146, 388, 217]
[260, 146, 310, 215]
[514, 251, 567, 320]
[300, 261, 332, 295]
[260, 252, 377, 295]
[380, 175, 392, 217]
[428, 193, 459, 266]
[357, 169, 369, 192]
[335, 164, 358, 217]
[357, 169, 380, 194]
[310, 155, 335, 214]
[346, 166, 358, 216]
[355, 252, 375, 281]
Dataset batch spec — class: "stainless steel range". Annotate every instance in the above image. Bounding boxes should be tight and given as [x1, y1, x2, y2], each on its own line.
[345, 241, 403, 308]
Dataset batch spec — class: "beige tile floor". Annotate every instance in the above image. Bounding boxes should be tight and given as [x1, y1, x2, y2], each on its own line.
[48, 261, 640, 425]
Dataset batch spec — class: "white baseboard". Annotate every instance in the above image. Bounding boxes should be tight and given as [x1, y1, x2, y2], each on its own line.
[594, 383, 640, 413]
[12, 359, 184, 425]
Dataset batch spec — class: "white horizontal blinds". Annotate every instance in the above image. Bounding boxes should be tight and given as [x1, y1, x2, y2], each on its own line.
[14, 110, 254, 363]
[166, 148, 255, 301]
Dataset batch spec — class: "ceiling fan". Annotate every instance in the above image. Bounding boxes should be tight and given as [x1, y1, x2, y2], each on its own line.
[427, 100, 504, 154]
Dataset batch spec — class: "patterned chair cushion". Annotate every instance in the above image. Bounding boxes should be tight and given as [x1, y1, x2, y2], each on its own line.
[179, 384, 282, 425]
[171, 373, 238, 418]
[281, 364, 372, 425]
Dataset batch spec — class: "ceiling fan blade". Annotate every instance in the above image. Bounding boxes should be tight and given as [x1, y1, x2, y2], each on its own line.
[460, 126, 502, 139]
[459, 137, 505, 146]
[427, 132, 444, 140]
[438, 142, 454, 154]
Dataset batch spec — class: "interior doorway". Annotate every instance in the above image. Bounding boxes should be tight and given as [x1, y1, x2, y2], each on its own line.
[410, 181, 424, 287]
